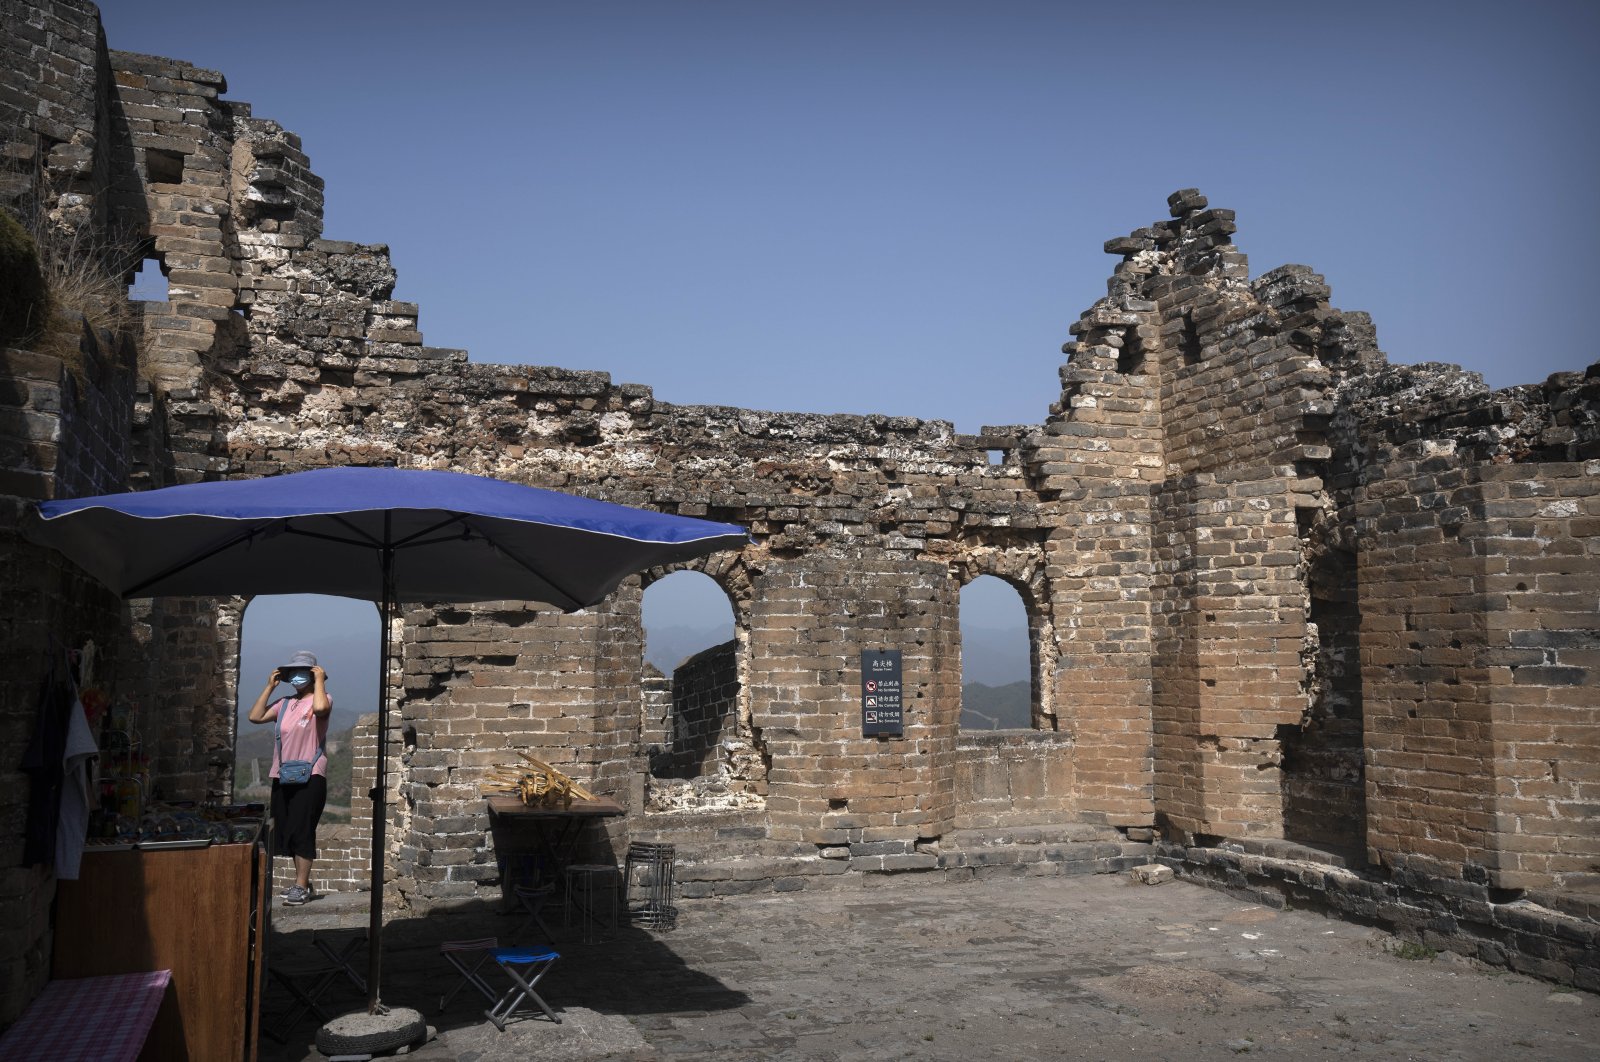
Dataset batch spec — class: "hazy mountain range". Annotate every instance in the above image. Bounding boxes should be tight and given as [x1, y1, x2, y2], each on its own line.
[645, 621, 736, 674]
[646, 622, 1029, 685]
[960, 680, 1031, 730]
[236, 616, 1030, 728]
[234, 623, 380, 734]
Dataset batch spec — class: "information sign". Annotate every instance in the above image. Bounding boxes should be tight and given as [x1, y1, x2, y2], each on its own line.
[861, 649, 904, 737]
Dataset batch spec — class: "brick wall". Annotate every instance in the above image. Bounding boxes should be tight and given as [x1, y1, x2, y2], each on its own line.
[1360, 456, 1600, 891]
[640, 669, 671, 763]
[953, 731, 1076, 828]
[1485, 465, 1600, 890]
[0, 335, 135, 1022]
[0, 0, 108, 232]
[1150, 470, 1310, 840]
[650, 639, 738, 780]
[1358, 446, 1497, 877]
[1034, 438, 1157, 830]
[105, 49, 241, 397]
[390, 591, 648, 906]
[1279, 521, 1365, 853]
[1071, 193, 1332, 843]
[0, 2, 138, 1023]
[753, 555, 959, 848]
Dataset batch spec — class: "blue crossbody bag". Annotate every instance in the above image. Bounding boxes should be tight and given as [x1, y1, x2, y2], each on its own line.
[275, 699, 324, 785]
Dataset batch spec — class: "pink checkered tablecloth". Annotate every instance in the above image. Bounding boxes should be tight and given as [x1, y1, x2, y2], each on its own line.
[0, 969, 171, 1062]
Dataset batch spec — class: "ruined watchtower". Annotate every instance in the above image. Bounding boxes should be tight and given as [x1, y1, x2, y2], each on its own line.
[2, 0, 1596, 1021]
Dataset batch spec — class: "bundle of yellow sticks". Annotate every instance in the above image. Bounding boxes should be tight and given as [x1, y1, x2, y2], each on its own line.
[482, 752, 597, 809]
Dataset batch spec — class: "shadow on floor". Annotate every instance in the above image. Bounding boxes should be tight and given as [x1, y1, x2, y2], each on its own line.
[257, 892, 746, 1060]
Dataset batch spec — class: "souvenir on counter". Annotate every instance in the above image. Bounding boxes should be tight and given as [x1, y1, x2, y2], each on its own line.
[85, 802, 265, 852]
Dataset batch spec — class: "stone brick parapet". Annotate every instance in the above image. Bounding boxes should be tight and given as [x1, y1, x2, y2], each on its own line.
[668, 823, 1150, 899]
[1160, 839, 1600, 991]
[952, 730, 1076, 828]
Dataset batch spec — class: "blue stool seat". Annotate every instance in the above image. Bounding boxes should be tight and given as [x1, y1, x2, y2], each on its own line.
[493, 945, 557, 964]
[485, 945, 561, 1029]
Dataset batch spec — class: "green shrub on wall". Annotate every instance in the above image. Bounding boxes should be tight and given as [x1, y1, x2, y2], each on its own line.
[0, 209, 48, 347]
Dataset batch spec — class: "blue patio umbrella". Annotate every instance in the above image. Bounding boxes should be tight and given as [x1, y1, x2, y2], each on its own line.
[25, 465, 749, 1012]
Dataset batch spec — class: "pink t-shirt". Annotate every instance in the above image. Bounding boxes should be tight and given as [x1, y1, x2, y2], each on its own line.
[269, 693, 331, 779]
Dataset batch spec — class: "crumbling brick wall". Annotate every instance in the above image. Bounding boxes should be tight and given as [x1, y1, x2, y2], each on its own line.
[1070, 192, 1333, 843]
[0, 0, 110, 234]
[389, 590, 649, 905]
[650, 639, 738, 780]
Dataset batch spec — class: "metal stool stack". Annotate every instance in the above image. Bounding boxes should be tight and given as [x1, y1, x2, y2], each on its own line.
[623, 841, 677, 930]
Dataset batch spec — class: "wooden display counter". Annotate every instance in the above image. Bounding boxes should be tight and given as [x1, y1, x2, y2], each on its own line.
[53, 841, 267, 1062]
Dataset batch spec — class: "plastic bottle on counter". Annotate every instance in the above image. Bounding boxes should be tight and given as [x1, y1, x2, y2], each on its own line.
[114, 775, 143, 819]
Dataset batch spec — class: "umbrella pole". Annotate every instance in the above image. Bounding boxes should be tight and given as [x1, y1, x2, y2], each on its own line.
[367, 525, 394, 1013]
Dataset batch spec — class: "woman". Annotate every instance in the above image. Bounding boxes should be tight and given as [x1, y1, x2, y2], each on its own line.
[248, 649, 332, 905]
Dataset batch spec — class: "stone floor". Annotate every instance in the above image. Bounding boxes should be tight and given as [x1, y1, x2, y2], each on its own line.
[259, 873, 1597, 1061]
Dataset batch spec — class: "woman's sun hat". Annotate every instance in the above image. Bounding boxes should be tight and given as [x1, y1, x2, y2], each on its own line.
[281, 649, 320, 673]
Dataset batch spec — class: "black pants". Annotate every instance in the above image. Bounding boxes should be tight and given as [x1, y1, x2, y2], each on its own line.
[270, 775, 327, 860]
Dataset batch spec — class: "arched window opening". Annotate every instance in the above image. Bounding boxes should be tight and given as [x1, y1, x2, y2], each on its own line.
[233, 594, 380, 824]
[959, 575, 1033, 730]
[641, 571, 737, 781]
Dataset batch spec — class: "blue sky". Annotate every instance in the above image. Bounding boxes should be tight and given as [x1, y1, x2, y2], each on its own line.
[101, 0, 1599, 435]
[96, 1, 1597, 713]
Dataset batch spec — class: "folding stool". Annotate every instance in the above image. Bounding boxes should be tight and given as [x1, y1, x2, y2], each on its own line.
[512, 882, 556, 943]
[311, 931, 368, 993]
[437, 937, 499, 1012]
[263, 929, 368, 1039]
[484, 945, 562, 1029]
[265, 962, 333, 1036]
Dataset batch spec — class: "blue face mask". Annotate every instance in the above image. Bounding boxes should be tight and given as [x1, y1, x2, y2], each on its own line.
[287, 671, 312, 691]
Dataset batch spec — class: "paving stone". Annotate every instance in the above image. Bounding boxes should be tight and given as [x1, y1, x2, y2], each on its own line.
[261, 875, 1600, 1061]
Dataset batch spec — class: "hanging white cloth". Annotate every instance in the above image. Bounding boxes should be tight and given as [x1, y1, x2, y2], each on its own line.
[55, 695, 98, 880]
[78, 639, 98, 689]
